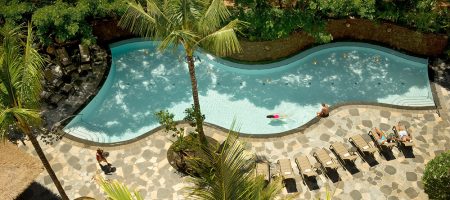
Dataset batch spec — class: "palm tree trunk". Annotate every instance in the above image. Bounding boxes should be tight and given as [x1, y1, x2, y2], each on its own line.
[186, 55, 207, 145]
[27, 133, 69, 200]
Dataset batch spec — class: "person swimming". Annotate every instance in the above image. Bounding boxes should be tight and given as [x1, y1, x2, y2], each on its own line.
[266, 114, 287, 119]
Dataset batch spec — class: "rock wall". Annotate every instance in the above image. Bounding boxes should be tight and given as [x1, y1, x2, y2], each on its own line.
[91, 18, 448, 62]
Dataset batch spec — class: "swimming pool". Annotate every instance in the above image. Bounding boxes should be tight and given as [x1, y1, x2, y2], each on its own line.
[64, 40, 434, 143]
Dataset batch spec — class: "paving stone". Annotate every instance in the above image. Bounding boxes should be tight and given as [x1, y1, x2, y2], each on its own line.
[52, 163, 63, 172]
[380, 185, 392, 195]
[392, 182, 399, 190]
[385, 166, 396, 175]
[86, 163, 97, 172]
[424, 113, 436, 121]
[60, 143, 72, 153]
[273, 141, 284, 149]
[405, 187, 419, 198]
[320, 134, 330, 142]
[142, 149, 152, 160]
[64, 185, 72, 191]
[387, 196, 399, 200]
[336, 128, 346, 137]
[157, 188, 173, 199]
[324, 120, 335, 128]
[349, 109, 359, 116]
[362, 120, 373, 128]
[79, 185, 89, 196]
[67, 156, 80, 164]
[379, 123, 390, 130]
[153, 139, 165, 149]
[380, 110, 391, 118]
[417, 180, 424, 190]
[43, 175, 52, 185]
[413, 155, 424, 163]
[350, 190, 362, 200]
[406, 172, 417, 181]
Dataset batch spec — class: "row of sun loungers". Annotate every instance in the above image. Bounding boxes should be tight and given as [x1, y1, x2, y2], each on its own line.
[257, 125, 415, 190]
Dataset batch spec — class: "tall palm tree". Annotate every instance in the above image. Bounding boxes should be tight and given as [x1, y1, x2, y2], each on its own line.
[119, 0, 244, 144]
[185, 128, 284, 199]
[0, 24, 69, 200]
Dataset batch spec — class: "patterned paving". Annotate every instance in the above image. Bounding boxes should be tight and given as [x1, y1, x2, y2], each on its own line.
[18, 82, 450, 199]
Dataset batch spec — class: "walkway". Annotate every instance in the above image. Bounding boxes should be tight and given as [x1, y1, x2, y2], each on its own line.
[18, 83, 450, 199]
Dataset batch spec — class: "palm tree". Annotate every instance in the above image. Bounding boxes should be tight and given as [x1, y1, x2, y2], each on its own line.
[0, 24, 69, 200]
[119, 0, 244, 144]
[185, 128, 284, 199]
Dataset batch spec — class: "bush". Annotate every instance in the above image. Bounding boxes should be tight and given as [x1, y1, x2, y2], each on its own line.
[422, 150, 450, 200]
[0, 0, 33, 25]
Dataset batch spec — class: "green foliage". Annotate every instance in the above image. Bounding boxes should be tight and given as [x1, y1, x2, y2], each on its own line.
[307, 0, 376, 19]
[22, 0, 127, 44]
[183, 104, 205, 127]
[95, 174, 144, 200]
[422, 150, 450, 200]
[0, 0, 33, 25]
[31, 1, 93, 44]
[185, 128, 284, 199]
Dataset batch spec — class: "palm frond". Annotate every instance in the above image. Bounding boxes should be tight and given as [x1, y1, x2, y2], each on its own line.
[119, 0, 162, 38]
[185, 121, 283, 200]
[95, 173, 144, 200]
[158, 29, 200, 53]
[17, 24, 45, 108]
[12, 107, 42, 127]
[0, 107, 15, 142]
[197, 0, 231, 34]
[198, 19, 246, 56]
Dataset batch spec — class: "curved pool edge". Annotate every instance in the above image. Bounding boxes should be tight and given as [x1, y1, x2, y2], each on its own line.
[61, 100, 439, 147]
[62, 39, 437, 145]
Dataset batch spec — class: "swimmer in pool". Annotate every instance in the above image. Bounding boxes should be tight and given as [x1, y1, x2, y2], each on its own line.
[266, 114, 287, 119]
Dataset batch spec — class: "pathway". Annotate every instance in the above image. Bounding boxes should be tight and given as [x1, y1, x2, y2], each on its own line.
[18, 83, 450, 199]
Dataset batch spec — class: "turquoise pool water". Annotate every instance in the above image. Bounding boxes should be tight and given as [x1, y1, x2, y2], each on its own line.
[64, 40, 434, 143]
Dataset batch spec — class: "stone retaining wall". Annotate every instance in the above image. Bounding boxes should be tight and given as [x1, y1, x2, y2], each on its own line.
[92, 19, 448, 62]
[229, 19, 448, 62]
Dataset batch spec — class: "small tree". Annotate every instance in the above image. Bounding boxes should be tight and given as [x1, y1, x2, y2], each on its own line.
[422, 150, 450, 200]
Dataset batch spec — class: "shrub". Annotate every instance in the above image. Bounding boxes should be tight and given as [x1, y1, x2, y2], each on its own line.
[422, 150, 450, 200]
[0, 0, 33, 25]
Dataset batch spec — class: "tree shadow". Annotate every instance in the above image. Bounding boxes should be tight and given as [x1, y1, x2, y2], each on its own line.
[16, 181, 61, 200]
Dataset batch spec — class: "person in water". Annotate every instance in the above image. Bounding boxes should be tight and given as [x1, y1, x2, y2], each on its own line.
[266, 114, 287, 119]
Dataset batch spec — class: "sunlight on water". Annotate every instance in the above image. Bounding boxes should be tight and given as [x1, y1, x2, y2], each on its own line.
[64, 41, 434, 143]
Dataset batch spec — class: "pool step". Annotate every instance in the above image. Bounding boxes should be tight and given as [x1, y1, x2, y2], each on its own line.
[65, 121, 108, 143]
[391, 96, 435, 107]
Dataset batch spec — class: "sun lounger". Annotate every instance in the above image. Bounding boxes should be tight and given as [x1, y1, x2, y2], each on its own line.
[312, 148, 340, 180]
[368, 128, 396, 152]
[329, 142, 358, 164]
[256, 162, 270, 183]
[295, 155, 318, 185]
[277, 159, 295, 181]
[392, 125, 414, 148]
[348, 134, 378, 162]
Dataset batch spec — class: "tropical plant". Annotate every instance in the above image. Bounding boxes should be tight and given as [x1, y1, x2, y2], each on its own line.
[422, 150, 450, 200]
[118, 0, 245, 145]
[0, 24, 69, 199]
[185, 127, 284, 199]
[94, 173, 143, 200]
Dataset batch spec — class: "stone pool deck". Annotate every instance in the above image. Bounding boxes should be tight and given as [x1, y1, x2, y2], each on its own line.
[18, 83, 450, 200]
